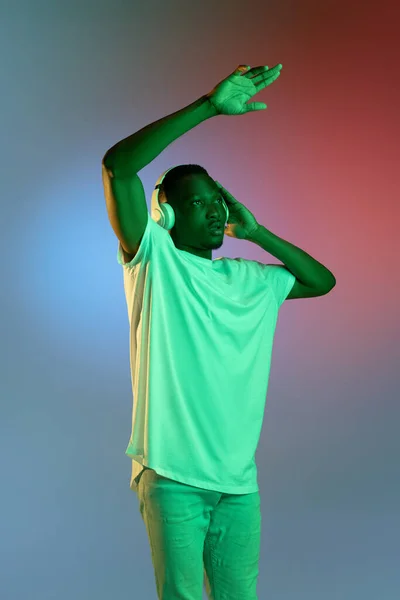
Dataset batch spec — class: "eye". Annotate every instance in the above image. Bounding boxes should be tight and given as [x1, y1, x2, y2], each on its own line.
[192, 197, 223, 206]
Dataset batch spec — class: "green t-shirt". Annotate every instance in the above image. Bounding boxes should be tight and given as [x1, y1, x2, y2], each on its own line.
[117, 212, 295, 494]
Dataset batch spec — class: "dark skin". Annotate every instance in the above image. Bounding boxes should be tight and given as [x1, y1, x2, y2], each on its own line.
[167, 174, 227, 260]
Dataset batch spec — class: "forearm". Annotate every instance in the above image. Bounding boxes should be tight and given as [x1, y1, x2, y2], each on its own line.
[103, 95, 218, 174]
[248, 225, 336, 289]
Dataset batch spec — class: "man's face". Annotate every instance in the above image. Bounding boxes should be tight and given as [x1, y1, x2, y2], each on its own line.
[168, 174, 227, 260]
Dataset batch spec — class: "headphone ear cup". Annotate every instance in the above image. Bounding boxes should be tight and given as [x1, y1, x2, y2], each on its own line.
[160, 201, 176, 230]
[152, 167, 178, 230]
[224, 200, 229, 225]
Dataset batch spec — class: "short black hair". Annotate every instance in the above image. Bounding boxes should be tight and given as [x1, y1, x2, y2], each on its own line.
[160, 164, 209, 206]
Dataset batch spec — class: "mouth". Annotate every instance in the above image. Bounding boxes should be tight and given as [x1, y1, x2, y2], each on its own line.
[208, 222, 223, 234]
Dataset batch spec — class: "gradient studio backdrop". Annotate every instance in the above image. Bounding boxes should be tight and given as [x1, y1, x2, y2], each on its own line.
[1, 1, 399, 599]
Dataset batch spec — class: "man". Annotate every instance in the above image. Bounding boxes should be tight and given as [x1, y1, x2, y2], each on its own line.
[102, 63, 336, 600]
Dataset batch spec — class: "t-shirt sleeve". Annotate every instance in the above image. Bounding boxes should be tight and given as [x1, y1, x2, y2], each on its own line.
[260, 263, 296, 307]
[116, 211, 171, 269]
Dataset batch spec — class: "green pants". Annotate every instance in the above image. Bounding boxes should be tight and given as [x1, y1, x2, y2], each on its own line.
[135, 467, 261, 599]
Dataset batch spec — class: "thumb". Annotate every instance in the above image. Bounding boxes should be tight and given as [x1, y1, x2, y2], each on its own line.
[244, 102, 268, 112]
[235, 64, 251, 74]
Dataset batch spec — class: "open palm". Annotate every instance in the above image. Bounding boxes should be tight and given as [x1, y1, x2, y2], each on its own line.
[206, 64, 282, 116]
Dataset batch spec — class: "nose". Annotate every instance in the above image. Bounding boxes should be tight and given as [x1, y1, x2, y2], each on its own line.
[208, 204, 223, 221]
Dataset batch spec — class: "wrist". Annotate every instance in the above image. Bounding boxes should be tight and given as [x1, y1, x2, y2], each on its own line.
[204, 94, 220, 117]
[246, 223, 263, 242]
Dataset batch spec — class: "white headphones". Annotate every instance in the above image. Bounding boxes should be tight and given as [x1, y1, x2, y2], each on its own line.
[151, 166, 229, 231]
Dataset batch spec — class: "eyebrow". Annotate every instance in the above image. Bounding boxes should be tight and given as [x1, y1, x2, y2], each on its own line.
[186, 193, 221, 201]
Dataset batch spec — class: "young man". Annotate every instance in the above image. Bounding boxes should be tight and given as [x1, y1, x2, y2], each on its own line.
[102, 63, 336, 600]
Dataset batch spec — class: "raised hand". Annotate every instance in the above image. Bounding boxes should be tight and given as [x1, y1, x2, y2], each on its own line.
[206, 64, 282, 116]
